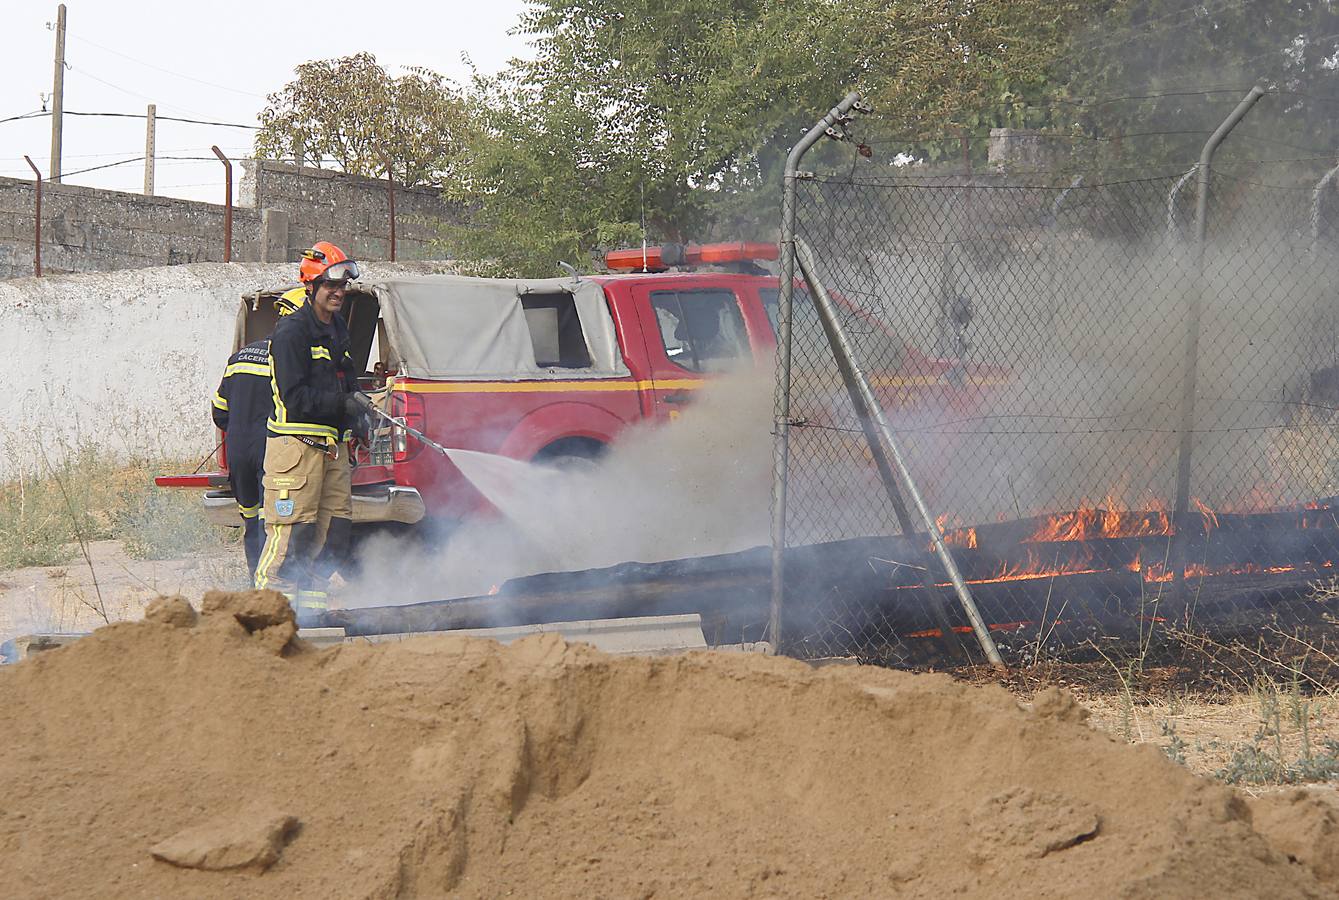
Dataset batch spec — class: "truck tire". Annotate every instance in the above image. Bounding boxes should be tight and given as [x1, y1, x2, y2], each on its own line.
[533, 437, 606, 474]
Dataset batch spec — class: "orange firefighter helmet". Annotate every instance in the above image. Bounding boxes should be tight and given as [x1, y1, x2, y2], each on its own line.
[299, 241, 359, 286]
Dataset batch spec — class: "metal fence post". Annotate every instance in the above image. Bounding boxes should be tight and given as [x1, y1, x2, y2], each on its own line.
[24, 156, 42, 277]
[377, 151, 397, 261]
[1170, 85, 1266, 603]
[211, 146, 233, 263]
[770, 91, 864, 651]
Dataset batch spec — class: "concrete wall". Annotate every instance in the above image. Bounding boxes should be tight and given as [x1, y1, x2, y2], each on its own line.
[0, 161, 463, 280]
[0, 260, 455, 479]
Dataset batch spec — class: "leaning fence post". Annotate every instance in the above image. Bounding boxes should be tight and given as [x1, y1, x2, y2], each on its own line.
[23, 155, 41, 277]
[1170, 85, 1266, 605]
[796, 239, 1005, 669]
[211, 145, 233, 263]
[1049, 175, 1083, 227]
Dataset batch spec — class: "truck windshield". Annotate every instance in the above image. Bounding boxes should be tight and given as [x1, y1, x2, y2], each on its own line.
[759, 287, 906, 371]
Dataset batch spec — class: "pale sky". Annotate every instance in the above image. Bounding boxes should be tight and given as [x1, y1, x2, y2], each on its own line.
[3, 0, 533, 200]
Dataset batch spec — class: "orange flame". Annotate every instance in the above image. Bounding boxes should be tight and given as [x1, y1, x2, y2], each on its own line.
[936, 514, 978, 550]
[911, 496, 1333, 593]
[1026, 497, 1172, 543]
[1191, 497, 1219, 532]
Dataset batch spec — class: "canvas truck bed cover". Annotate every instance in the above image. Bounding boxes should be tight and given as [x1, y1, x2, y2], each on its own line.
[362, 274, 630, 381]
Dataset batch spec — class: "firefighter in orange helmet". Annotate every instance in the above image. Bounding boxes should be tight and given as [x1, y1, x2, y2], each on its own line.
[253, 242, 372, 623]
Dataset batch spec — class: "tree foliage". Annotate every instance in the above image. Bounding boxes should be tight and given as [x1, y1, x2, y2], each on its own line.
[1051, 1, 1339, 176]
[447, 0, 1087, 276]
[255, 53, 472, 186]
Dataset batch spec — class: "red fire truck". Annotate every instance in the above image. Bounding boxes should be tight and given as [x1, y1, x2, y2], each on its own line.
[158, 242, 1001, 534]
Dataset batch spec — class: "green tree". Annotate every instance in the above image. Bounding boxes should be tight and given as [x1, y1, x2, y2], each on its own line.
[448, 0, 1086, 277]
[1027, 1, 1339, 176]
[255, 53, 472, 186]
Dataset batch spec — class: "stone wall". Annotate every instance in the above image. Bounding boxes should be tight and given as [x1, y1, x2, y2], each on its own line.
[0, 178, 262, 279]
[240, 161, 455, 263]
[0, 161, 462, 280]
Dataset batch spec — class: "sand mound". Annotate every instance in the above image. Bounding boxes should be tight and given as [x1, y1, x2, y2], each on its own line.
[0, 591, 1334, 898]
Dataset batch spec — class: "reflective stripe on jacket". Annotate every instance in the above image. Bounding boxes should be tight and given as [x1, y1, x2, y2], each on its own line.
[266, 301, 357, 441]
[213, 338, 273, 466]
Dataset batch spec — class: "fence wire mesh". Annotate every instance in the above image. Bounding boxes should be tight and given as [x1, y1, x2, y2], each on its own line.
[777, 165, 1339, 668]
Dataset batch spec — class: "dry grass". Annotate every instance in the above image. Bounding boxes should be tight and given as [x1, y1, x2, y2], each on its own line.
[1082, 680, 1339, 789]
[0, 439, 236, 571]
[0, 440, 244, 645]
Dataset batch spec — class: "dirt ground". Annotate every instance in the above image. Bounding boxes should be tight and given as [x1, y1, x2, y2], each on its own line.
[1084, 693, 1337, 782]
[2, 589, 1338, 898]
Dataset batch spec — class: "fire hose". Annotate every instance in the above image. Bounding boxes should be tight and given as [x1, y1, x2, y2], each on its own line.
[354, 392, 455, 459]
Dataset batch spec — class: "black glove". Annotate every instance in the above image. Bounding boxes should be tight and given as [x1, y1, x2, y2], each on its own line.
[342, 393, 369, 420]
[342, 393, 375, 441]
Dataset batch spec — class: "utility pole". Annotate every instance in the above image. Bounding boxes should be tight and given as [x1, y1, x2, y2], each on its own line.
[49, 3, 67, 183]
[143, 104, 156, 195]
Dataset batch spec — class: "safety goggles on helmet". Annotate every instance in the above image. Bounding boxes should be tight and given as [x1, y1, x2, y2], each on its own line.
[316, 259, 360, 284]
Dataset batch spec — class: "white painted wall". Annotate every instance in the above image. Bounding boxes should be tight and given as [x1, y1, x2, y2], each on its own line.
[0, 261, 453, 479]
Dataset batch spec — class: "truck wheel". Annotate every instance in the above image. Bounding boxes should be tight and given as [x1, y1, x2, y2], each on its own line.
[533, 438, 606, 474]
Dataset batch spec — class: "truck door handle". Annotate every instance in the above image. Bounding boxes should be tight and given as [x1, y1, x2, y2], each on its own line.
[662, 392, 690, 404]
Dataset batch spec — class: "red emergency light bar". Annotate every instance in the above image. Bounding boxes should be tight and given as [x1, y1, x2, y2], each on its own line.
[605, 241, 779, 272]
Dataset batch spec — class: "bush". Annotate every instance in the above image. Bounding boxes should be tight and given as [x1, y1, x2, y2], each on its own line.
[115, 470, 238, 560]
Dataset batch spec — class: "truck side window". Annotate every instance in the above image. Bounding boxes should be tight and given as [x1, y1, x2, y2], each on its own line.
[521, 293, 593, 368]
[649, 289, 750, 373]
[760, 287, 906, 370]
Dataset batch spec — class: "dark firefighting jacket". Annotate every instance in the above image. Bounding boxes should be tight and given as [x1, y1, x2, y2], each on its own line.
[266, 301, 359, 442]
[212, 339, 273, 471]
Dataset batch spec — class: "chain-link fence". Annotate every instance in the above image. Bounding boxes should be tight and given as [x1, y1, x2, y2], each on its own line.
[773, 133, 1339, 668]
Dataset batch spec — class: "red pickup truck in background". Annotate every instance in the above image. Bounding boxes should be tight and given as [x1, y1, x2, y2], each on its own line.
[159, 242, 1002, 537]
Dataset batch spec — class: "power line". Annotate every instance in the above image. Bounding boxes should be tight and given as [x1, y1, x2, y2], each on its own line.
[66, 63, 198, 117]
[0, 145, 251, 163]
[0, 110, 47, 126]
[67, 34, 269, 100]
[60, 156, 143, 178]
[0, 109, 259, 130]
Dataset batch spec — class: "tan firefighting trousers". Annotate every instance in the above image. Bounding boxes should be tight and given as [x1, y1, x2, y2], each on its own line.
[253, 436, 352, 597]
